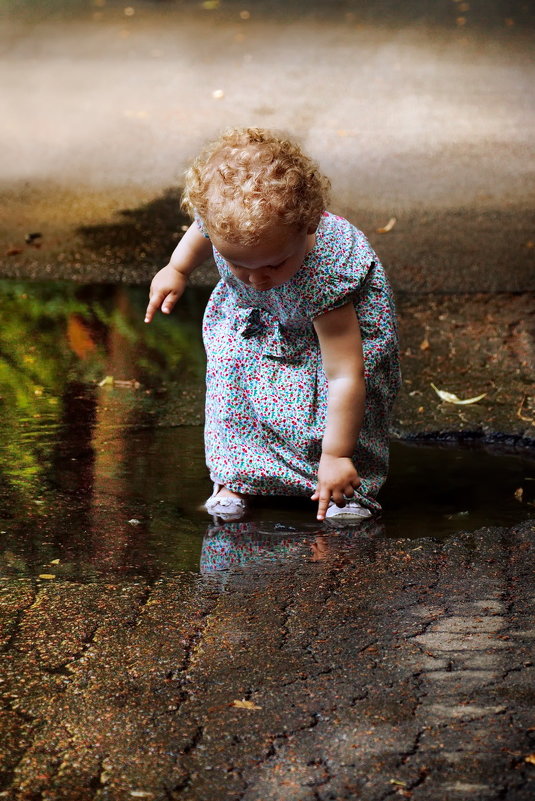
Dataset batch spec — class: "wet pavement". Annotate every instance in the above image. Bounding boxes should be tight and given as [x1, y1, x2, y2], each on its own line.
[0, 279, 534, 800]
[2, 524, 535, 800]
[1, 1, 535, 798]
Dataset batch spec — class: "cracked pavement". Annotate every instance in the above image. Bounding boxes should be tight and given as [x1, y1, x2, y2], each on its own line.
[1, 523, 534, 800]
[0, 1, 534, 798]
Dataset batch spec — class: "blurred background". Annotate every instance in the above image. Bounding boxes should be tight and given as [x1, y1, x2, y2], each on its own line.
[1, 0, 534, 290]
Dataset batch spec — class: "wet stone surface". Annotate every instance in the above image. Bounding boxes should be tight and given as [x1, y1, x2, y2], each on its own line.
[0, 276, 534, 798]
[0, 523, 534, 800]
[1, 1, 534, 794]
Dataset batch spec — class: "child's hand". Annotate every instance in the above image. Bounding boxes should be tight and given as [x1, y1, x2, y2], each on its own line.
[311, 454, 361, 521]
[144, 265, 188, 323]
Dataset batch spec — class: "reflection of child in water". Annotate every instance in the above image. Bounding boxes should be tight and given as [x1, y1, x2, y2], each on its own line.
[145, 128, 400, 523]
[200, 521, 301, 572]
[200, 519, 385, 573]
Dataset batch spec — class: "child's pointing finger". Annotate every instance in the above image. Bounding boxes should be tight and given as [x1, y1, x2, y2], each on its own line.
[311, 488, 331, 521]
[145, 290, 175, 323]
[145, 292, 164, 323]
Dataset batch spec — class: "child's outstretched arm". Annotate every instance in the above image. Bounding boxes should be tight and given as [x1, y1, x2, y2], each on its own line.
[144, 223, 213, 323]
[311, 302, 365, 520]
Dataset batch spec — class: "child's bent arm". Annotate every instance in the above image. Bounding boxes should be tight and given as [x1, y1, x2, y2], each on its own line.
[144, 223, 213, 323]
[311, 302, 366, 519]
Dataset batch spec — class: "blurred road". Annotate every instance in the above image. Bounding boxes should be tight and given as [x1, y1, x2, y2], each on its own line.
[1, 0, 534, 290]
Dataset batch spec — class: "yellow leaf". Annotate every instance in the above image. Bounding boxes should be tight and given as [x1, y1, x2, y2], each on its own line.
[431, 383, 487, 405]
[98, 375, 114, 387]
[232, 699, 262, 710]
[38, 574, 56, 580]
[376, 216, 397, 234]
[524, 753, 535, 764]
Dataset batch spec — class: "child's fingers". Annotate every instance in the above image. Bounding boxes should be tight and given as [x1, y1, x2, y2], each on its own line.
[161, 291, 179, 315]
[330, 488, 346, 507]
[144, 290, 175, 323]
[316, 491, 331, 521]
[144, 290, 166, 323]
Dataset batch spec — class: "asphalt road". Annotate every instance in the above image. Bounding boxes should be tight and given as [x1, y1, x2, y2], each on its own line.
[0, 3, 534, 799]
[1, 522, 534, 800]
[1, 0, 534, 290]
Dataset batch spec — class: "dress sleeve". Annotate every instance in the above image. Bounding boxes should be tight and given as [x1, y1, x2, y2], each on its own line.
[297, 221, 376, 319]
[194, 213, 211, 239]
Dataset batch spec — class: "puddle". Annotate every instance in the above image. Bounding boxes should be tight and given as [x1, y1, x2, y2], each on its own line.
[0, 280, 533, 579]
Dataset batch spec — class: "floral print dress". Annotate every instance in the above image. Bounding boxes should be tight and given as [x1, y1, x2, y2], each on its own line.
[200, 212, 401, 513]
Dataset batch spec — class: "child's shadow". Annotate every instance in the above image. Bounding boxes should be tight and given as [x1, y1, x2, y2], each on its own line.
[200, 517, 385, 574]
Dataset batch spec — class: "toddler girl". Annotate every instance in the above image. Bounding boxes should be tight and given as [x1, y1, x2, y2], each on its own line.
[145, 128, 401, 523]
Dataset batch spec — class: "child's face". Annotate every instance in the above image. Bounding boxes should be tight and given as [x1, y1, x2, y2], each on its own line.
[211, 225, 315, 292]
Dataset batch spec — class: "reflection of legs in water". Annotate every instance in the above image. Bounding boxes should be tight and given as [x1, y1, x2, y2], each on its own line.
[200, 516, 385, 573]
[200, 520, 301, 573]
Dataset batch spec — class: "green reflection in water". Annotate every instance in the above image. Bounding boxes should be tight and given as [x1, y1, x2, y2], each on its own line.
[0, 280, 208, 578]
[0, 279, 533, 582]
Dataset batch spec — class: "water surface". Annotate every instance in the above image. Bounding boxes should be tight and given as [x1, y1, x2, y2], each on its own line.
[0, 280, 532, 580]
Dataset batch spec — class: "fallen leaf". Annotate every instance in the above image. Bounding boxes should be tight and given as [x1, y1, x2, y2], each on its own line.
[376, 216, 397, 234]
[114, 379, 141, 389]
[38, 574, 56, 580]
[525, 753, 535, 764]
[98, 376, 140, 389]
[430, 383, 487, 405]
[517, 395, 534, 423]
[128, 518, 142, 526]
[50, 559, 60, 565]
[514, 488, 524, 502]
[419, 335, 430, 351]
[68, 316, 97, 358]
[232, 699, 262, 710]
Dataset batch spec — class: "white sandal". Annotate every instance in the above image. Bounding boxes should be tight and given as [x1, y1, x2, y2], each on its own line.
[324, 497, 372, 525]
[204, 483, 247, 522]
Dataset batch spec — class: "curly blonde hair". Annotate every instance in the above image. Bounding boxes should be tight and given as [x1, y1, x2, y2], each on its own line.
[181, 127, 331, 245]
